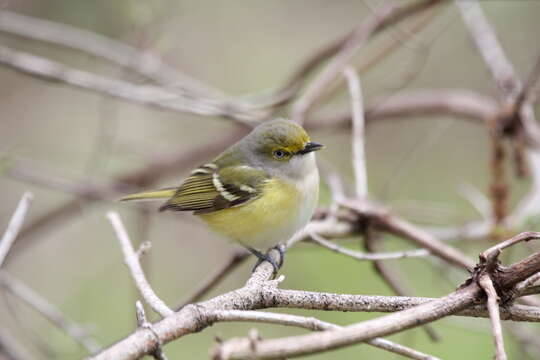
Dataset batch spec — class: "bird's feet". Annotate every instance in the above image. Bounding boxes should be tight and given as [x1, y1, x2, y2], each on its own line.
[248, 245, 286, 277]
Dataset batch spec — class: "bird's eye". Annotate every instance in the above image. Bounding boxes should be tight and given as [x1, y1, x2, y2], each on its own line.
[273, 149, 288, 159]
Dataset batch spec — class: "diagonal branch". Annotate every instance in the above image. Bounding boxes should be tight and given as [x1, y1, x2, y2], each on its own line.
[212, 310, 441, 360]
[0, 45, 256, 125]
[0, 10, 222, 97]
[0, 192, 33, 268]
[0, 272, 100, 353]
[107, 211, 173, 318]
[212, 245, 540, 359]
[176, 250, 249, 309]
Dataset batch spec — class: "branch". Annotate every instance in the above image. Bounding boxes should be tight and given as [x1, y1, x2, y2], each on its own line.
[135, 301, 167, 360]
[292, 0, 445, 123]
[307, 89, 498, 131]
[90, 231, 540, 359]
[211, 310, 441, 360]
[478, 275, 507, 360]
[309, 231, 429, 261]
[107, 211, 173, 317]
[0, 10, 221, 97]
[0, 192, 33, 268]
[342, 198, 476, 269]
[0, 327, 32, 360]
[455, 0, 519, 98]
[291, 5, 390, 123]
[364, 228, 440, 342]
[212, 244, 540, 359]
[343, 66, 368, 197]
[0, 45, 257, 125]
[176, 250, 249, 309]
[0, 272, 100, 353]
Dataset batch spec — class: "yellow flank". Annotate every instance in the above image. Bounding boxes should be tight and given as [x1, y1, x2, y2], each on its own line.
[198, 177, 299, 247]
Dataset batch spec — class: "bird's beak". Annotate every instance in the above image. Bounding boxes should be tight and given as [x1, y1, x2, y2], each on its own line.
[299, 142, 324, 155]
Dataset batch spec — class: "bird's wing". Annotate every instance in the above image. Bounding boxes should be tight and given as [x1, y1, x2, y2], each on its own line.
[159, 164, 268, 214]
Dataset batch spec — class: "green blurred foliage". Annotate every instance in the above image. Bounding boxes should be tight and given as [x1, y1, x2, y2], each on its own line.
[1, 0, 540, 359]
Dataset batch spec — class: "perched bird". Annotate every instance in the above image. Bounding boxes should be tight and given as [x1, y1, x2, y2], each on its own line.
[121, 119, 323, 272]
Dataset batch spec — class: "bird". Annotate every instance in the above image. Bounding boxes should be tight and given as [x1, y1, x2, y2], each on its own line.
[121, 119, 323, 273]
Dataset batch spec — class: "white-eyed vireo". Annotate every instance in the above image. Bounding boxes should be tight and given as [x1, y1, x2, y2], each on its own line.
[121, 119, 323, 271]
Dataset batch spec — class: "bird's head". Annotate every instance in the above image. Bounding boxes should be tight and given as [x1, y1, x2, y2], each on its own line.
[241, 119, 324, 179]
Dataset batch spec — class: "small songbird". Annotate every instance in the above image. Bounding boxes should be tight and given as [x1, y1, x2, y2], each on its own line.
[121, 119, 323, 272]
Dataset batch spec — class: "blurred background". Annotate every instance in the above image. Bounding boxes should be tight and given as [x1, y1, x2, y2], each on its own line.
[1, 0, 540, 359]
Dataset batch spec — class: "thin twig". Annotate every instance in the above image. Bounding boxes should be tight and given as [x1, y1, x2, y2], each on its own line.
[455, 0, 519, 98]
[514, 271, 540, 296]
[0, 10, 221, 97]
[343, 66, 368, 197]
[364, 228, 440, 342]
[0, 192, 33, 268]
[515, 53, 540, 109]
[0, 327, 32, 360]
[0, 45, 257, 125]
[106, 211, 173, 317]
[135, 301, 167, 360]
[176, 250, 250, 309]
[478, 275, 507, 360]
[292, 6, 391, 123]
[309, 231, 429, 261]
[480, 231, 540, 264]
[91, 237, 540, 359]
[342, 198, 476, 269]
[0, 272, 100, 353]
[457, 183, 491, 220]
[212, 310, 441, 360]
[211, 247, 540, 359]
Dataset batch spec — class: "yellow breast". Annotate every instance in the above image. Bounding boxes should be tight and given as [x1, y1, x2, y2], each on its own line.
[198, 178, 304, 249]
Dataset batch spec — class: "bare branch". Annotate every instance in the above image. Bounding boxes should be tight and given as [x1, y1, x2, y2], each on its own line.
[309, 231, 429, 261]
[457, 183, 491, 220]
[212, 310, 441, 360]
[0, 272, 100, 353]
[212, 242, 540, 359]
[292, 0, 445, 123]
[0, 45, 258, 125]
[176, 250, 249, 309]
[480, 231, 540, 264]
[106, 211, 173, 317]
[0, 327, 32, 360]
[478, 275, 507, 360]
[0, 10, 221, 97]
[90, 235, 540, 359]
[0, 192, 33, 268]
[292, 6, 391, 123]
[135, 301, 167, 360]
[455, 0, 519, 98]
[364, 229, 440, 342]
[307, 89, 498, 131]
[514, 272, 540, 296]
[342, 199, 476, 269]
[515, 53, 540, 109]
[343, 66, 368, 197]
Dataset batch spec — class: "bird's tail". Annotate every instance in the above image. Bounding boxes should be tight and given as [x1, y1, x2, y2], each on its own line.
[120, 188, 176, 202]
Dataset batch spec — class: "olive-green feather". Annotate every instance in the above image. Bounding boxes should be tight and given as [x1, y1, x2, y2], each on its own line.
[120, 188, 177, 202]
[159, 165, 268, 214]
